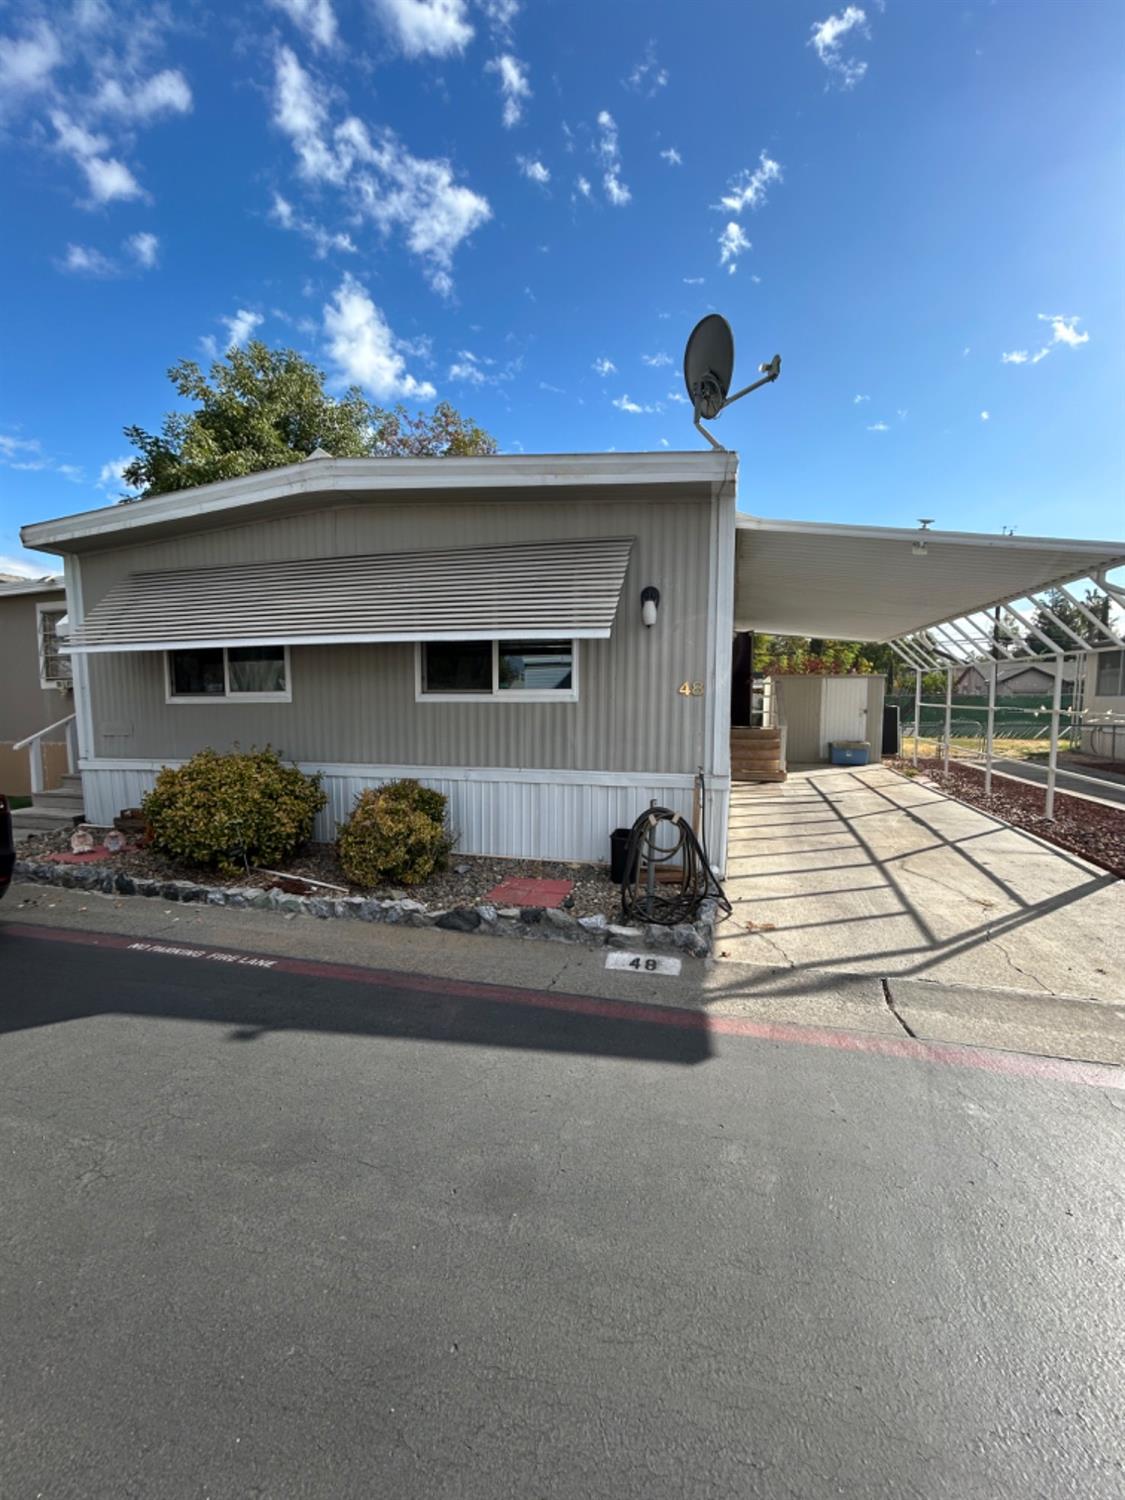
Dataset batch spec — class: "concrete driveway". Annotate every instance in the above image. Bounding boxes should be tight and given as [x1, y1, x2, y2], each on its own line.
[719, 765, 1125, 1001]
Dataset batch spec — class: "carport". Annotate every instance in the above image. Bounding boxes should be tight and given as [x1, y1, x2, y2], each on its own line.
[726, 516, 1125, 996]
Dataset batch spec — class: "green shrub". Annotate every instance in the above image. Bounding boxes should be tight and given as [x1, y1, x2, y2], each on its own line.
[336, 779, 452, 888]
[142, 747, 326, 875]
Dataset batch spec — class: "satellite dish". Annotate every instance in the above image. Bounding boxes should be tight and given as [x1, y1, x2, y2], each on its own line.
[684, 314, 734, 419]
[683, 313, 781, 451]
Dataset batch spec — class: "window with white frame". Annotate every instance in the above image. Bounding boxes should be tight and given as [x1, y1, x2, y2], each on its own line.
[166, 645, 290, 702]
[418, 640, 577, 700]
[37, 605, 69, 688]
[1096, 649, 1125, 698]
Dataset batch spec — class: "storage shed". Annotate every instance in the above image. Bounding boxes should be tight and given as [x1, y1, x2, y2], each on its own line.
[771, 674, 885, 765]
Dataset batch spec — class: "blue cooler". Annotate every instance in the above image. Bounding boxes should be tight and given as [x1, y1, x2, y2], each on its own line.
[829, 741, 870, 766]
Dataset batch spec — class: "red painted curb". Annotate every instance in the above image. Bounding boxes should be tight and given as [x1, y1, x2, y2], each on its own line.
[5, 920, 1123, 1092]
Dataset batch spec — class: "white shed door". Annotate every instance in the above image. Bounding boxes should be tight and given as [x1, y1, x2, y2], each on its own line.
[820, 678, 869, 757]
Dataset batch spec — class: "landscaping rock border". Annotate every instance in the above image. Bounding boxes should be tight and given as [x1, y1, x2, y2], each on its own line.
[12, 859, 717, 959]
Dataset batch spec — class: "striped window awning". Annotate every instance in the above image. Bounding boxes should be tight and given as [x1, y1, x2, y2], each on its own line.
[65, 537, 634, 652]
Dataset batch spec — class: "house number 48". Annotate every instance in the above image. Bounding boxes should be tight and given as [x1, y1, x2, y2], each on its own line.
[678, 681, 705, 698]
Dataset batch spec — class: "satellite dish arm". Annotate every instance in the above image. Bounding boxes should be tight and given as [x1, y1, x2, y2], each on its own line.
[693, 396, 727, 452]
[723, 355, 781, 407]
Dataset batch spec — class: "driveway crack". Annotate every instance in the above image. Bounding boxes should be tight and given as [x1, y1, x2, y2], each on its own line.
[881, 978, 917, 1038]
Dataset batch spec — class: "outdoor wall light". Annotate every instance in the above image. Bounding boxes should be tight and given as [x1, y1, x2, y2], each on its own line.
[640, 585, 661, 627]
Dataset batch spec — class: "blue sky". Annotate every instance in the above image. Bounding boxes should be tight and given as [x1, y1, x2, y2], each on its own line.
[1, 0, 1122, 575]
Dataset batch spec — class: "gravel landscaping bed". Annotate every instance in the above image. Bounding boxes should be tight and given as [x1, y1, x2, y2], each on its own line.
[16, 829, 619, 919]
[897, 758, 1125, 880]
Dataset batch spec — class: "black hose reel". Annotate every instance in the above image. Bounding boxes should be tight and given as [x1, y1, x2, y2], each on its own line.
[619, 780, 731, 927]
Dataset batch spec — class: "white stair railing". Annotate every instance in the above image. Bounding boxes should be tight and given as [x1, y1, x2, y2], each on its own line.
[12, 713, 78, 796]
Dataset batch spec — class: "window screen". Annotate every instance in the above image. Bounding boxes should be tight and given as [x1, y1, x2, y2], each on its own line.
[39, 609, 69, 683]
[498, 640, 573, 691]
[423, 641, 493, 693]
[169, 648, 226, 696]
[228, 645, 286, 694]
[1097, 650, 1125, 697]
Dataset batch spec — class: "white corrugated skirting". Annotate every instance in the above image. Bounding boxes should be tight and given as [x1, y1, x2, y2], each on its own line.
[79, 760, 730, 871]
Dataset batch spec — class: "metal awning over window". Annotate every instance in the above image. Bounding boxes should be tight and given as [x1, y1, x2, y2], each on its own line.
[65, 537, 634, 652]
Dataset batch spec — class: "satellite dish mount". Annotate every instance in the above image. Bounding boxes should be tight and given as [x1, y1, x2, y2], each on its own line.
[683, 314, 781, 452]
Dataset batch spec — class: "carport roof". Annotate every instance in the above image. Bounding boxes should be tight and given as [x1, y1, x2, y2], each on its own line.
[734, 515, 1125, 642]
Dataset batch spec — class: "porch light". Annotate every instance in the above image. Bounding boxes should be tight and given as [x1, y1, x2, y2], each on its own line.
[640, 586, 661, 627]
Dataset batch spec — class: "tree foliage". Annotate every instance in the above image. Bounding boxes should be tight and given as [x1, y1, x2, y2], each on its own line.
[1024, 588, 1110, 653]
[120, 342, 498, 499]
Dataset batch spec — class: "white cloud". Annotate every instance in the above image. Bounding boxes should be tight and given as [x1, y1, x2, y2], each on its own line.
[659, 147, 682, 166]
[592, 356, 616, 377]
[126, 231, 159, 268]
[272, 48, 490, 294]
[269, 0, 339, 49]
[59, 242, 115, 275]
[612, 393, 662, 414]
[94, 68, 192, 123]
[809, 6, 870, 89]
[487, 53, 530, 127]
[1001, 315, 1089, 370]
[718, 221, 750, 272]
[867, 421, 889, 432]
[596, 110, 630, 206]
[270, 191, 356, 257]
[624, 40, 667, 95]
[962, 346, 971, 356]
[517, 155, 550, 185]
[642, 353, 672, 367]
[666, 391, 688, 404]
[0, 20, 61, 103]
[479, 0, 519, 29]
[659, 437, 669, 447]
[683, 276, 704, 285]
[1039, 312, 1089, 348]
[980, 411, 990, 422]
[574, 174, 591, 198]
[718, 152, 782, 214]
[222, 309, 264, 349]
[97, 456, 139, 493]
[0, 432, 83, 482]
[0, 553, 59, 580]
[369, 0, 473, 58]
[51, 111, 144, 204]
[323, 275, 436, 399]
[853, 393, 869, 403]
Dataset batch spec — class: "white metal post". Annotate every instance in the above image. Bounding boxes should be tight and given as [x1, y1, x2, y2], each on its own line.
[29, 735, 44, 797]
[1045, 652, 1064, 820]
[985, 657, 996, 796]
[943, 666, 953, 774]
[913, 667, 922, 766]
[65, 717, 78, 775]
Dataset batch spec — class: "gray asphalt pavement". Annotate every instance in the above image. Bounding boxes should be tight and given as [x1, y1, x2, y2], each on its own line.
[1, 925, 1123, 1499]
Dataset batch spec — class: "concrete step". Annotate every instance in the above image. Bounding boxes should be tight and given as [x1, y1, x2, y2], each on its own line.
[30, 788, 86, 813]
[58, 773, 83, 791]
[10, 808, 82, 840]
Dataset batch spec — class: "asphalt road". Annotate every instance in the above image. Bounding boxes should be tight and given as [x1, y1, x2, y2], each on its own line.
[1, 927, 1123, 1500]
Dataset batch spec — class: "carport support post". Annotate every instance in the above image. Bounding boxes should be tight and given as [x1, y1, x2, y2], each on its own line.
[912, 667, 922, 767]
[943, 666, 953, 775]
[984, 657, 996, 797]
[1045, 653, 1064, 820]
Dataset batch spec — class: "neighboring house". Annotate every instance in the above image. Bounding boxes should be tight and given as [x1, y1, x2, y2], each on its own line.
[952, 660, 1076, 697]
[1081, 648, 1125, 762]
[20, 452, 1125, 870]
[0, 576, 74, 796]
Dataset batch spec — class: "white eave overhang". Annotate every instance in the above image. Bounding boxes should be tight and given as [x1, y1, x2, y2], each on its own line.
[20, 451, 737, 557]
[735, 515, 1125, 642]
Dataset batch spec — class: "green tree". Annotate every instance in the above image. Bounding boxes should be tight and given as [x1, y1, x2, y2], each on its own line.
[1024, 588, 1109, 653]
[120, 341, 497, 499]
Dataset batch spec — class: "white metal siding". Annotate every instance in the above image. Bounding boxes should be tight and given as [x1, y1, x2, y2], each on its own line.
[79, 760, 727, 867]
[81, 495, 713, 776]
[820, 679, 869, 757]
